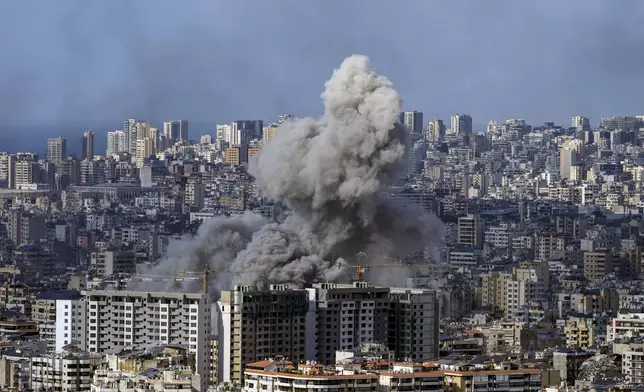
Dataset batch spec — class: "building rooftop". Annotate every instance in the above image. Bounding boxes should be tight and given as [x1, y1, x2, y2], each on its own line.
[37, 290, 82, 300]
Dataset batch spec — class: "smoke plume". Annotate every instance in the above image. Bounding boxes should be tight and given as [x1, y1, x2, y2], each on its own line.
[131, 55, 443, 295]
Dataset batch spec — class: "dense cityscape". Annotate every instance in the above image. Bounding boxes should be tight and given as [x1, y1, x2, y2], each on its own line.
[1, 52, 644, 392]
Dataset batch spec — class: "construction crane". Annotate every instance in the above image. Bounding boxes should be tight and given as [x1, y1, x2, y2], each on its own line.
[179, 268, 268, 295]
[336, 251, 459, 282]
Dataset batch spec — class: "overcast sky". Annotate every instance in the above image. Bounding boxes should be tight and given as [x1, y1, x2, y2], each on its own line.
[0, 0, 642, 139]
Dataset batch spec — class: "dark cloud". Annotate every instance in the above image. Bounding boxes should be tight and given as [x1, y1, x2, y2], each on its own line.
[0, 0, 642, 142]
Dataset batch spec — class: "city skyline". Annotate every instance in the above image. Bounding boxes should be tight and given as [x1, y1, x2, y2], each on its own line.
[0, 1, 643, 134]
[9, 113, 640, 158]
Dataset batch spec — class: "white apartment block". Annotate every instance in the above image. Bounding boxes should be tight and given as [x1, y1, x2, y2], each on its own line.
[32, 290, 87, 352]
[608, 313, 644, 342]
[30, 349, 102, 392]
[85, 290, 211, 384]
[504, 266, 546, 320]
[623, 350, 644, 384]
[244, 366, 379, 392]
[484, 223, 519, 250]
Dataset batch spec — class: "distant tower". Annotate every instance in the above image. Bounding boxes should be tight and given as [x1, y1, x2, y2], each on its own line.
[163, 120, 189, 142]
[426, 119, 445, 142]
[451, 114, 473, 135]
[399, 111, 424, 134]
[572, 116, 590, 131]
[106, 130, 125, 156]
[82, 130, 94, 160]
[123, 118, 138, 155]
[47, 137, 67, 163]
[559, 139, 583, 179]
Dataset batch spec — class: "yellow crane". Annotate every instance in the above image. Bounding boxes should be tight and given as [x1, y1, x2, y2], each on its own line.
[178, 268, 268, 295]
[336, 251, 459, 281]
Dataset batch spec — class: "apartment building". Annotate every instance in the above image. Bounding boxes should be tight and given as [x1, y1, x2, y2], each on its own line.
[7, 210, 45, 247]
[31, 290, 86, 352]
[608, 312, 644, 341]
[243, 359, 541, 392]
[457, 214, 484, 247]
[583, 250, 614, 281]
[623, 349, 644, 384]
[89, 250, 136, 278]
[312, 282, 390, 364]
[244, 360, 379, 392]
[481, 271, 509, 310]
[504, 263, 549, 320]
[565, 316, 596, 349]
[388, 288, 439, 362]
[314, 283, 440, 364]
[217, 283, 440, 383]
[569, 289, 619, 315]
[479, 322, 524, 354]
[30, 347, 102, 392]
[441, 369, 541, 392]
[85, 290, 210, 384]
[217, 284, 312, 383]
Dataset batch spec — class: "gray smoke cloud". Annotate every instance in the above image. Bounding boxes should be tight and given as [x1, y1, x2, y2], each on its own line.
[131, 55, 444, 295]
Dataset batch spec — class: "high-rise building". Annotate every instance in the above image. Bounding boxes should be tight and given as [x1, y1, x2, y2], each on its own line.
[388, 287, 439, 362]
[89, 250, 136, 277]
[238, 129, 254, 163]
[135, 138, 155, 167]
[451, 114, 473, 135]
[312, 282, 439, 364]
[232, 120, 263, 140]
[84, 290, 211, 385]
[55, 157, 81, 190]
[106, 130, 125, 156]
[399, 111, 424, 134]
[225, 146, 241, 165]
[217, 285, 312, 383]
[313, 282, 390, 364]
[47, 137, 67, 163]
[262, 124, 279, 143]
[457, 214, 484, 247]
[39, 160, 56, 189]
[559, 139, 583, 179]
[600, 116, 639, 131]
[136, 121, 151, 140]
[32, 290, 86, 352]
[426, 119, 445, 142]
[216, 124, 232, 144]
[149, 127, 159, 152]
[185, 177, 205, 209]
[0, 153, 13, 189]
[8, 210, 45, 246]
[12, 160, 40, 189]
[82, 130, 94, 160]
[163, 120, 189, 142]
[80, 159, 106, 186]
[123, 119, 138, 155]
[572, 116, 590, 130]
